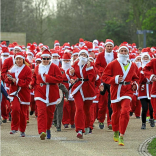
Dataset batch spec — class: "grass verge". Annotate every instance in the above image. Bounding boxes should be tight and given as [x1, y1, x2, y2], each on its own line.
[148, 138, 156, 156]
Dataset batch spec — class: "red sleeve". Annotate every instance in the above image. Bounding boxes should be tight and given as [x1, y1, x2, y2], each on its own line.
[143, 60, 154, 80]
[95, 54, 105, 75]
[1, 59, 9, 81]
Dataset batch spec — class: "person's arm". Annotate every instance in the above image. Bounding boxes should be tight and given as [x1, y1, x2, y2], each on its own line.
[1, 84, 9, 101]
[60, 84, 69, 100]
[95, 54, 105, 75]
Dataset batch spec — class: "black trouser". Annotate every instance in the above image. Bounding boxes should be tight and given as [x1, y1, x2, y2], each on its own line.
[140, 98, 153, 123]
[100, 83, 112, 120]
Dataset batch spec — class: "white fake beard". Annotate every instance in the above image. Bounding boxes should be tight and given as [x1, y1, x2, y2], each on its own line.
[62, 61, 71, 71]
[142, 60, 150, 68]
[117, 53, 129, 65]
[1, 56, 9, 64]
[27, 56, 33, 63]
[78, 56, 88, 66]
[51, 59, 59, 66]
[135, 62, 142, 68]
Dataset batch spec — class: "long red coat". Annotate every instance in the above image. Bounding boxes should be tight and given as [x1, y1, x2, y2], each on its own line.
[30, 63, 62, 105]
[5, 64, 32, 105]
[66, 61, 96, 101]
[95, 51, 117, 75]
[143, 58, 156, 97]
[138, 67, 152, 100]
[102, 59, 139, 103]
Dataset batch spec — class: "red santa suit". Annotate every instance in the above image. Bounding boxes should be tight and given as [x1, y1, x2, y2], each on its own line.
[95, 41, 117, 125]
[66, 57, 96, 134]
[30, 52, 62, 134]
[143, 58, 156, 119]
[5, 54, 32, 133]
[102, 58, 139, 134]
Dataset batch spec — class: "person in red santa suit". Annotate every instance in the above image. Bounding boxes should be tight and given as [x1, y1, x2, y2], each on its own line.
[129, 55, 142, 118]
[138, 53, 155, 129]
[50, 50, 62, 67]
[1, 47, 10, 123]
[143, 54, 156, 123]
[5, 52, 32, 137]
[102, 44, 139, 146]
[60, 52, 76, 129]
[66, 48, 96, 139]
[95, 39, 117, 130]
[29, 49, 62, 140]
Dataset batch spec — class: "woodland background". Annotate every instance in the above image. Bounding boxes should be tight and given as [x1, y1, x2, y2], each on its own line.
[2, 0, 156, 48]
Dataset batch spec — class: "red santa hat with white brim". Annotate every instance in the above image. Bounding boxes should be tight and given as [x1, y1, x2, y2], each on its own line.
[41, 49, 51, 57]
[141, 53, 151, 61]
[35, 55, 42, 62]
[14, 46, 22, 51]
[105, 39, 114, 47]
[78, 48, 89, 57]
[15, 52, 25, 60]
[1, 47, 10, 56]
[62, 52, 71, 60]
[118, 44, 129, 53]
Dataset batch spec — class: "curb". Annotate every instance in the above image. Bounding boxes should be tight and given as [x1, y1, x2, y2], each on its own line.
[138, 135, 156, 156]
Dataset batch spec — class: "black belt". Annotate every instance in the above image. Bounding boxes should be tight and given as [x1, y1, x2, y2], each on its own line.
[37, 83, 56, 87]
[63, 81, 68, 83]
[119, 81, 130, 85]
[69, 78, 89, 90]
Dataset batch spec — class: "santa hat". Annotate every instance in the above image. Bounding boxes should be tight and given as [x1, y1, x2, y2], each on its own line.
[41, 49, 51, 57]
[122, 41, 129, 46]
[79, 38, 84, 44]
[1, 41, 7, 47]
[33, 42, 37, 47]
[14, 46, 22, 51]
[99, 42, 104, 49]
[27, 43, 32, 49]
[10, 51, 14, 56]
[41, 45, 49, 50]
[78, 47, 89, 57]
[63, 43, 70, 49]
[74, 43, 79, 49]
[85, 42, 93, 52]
[62, 52, 71, 60]
[141, 53, 151, 61]
[118, 44, 129, 53]
[54, 40, 60, 47]
[35, 55, 42, 62]
[21, 45, 25, 49]
[72, 48, 79, 56]
[15, 52, 25, 60]
[12, 42, 18, 46]
[39, 43, 43, 47]
[105, 39, 114, 47]
[8, 44, 14, 51]
[27, 44, 36, 57]
[93, 39, 99, 45]
[89, 55, 94, 61]
[50, 49, 60, 57]
[54, 46, 60, 51]
[1, 47, 10, 56]
[132, 43, 137, 48]
[128, 44, 132, 49]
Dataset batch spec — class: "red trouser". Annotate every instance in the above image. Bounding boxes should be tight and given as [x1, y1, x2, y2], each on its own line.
[151, 98, 156, 119]
[97, 93, 108, 123]
[130, 95, 141, 117]
[1, 95, 8, 120]
[30, 95, 36, 112]
[36, 100, 55, 134]
[90, 103, 98, 130]
[62, 100, 75, 125]
[111, 99, 131, 135]
[74, 91, 92, 133]
[106, 108, 111, 126]
[11, 96, 28, 132]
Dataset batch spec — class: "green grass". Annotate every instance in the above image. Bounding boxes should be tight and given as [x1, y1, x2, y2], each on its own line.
[148, 138, 156, 156]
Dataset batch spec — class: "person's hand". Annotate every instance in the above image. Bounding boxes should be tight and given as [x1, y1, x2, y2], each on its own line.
[29, 85, 32, 89]
[64, 98, 68, 102]
[86, 61, 91, 68]
[69, 68, 75, 75]
[132, 84, 137, 91]
[99, 85, 104, 91]
[70, 79, 75, 84]
[118, 75, 123, 83]
[12, 78, 16, 83]
[31, 69, 35, 73]
[8, 77, 12, 81]
[152, 76, 156, 82]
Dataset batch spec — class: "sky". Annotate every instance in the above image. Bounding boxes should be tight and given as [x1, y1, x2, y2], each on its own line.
[48, 0, 57, 10]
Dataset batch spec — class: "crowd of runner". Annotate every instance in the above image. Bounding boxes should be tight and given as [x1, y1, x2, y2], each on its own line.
[1, 38, 156, 146]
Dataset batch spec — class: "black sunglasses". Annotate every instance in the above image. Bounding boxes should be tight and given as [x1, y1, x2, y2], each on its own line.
[42, 58, 50, 60]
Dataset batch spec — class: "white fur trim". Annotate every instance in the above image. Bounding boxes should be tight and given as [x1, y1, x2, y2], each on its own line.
[86, 66, 93, 71]
[14, 46, 21, 51]
[41, 54, 51, 57]
[35, 58, 41, 62]
[150, 74, 155, 82]
[118, 46, 129, 53]
[16, 78, 19, 85]
[115, 75, 119, 84]
[79, 50, 89, 57]
[105, 42, 114, 47]
[27, 51, 34, 56]
[111, 96, 132, 103]
[137, 96, 148, 100]
[72, 53, 79, 56]
[1, 53, 9, 56]
[96, 75, 99, 81]
[15, 55, 25, 60]
[52, 53, 60, 57]
[151, 95, 156, 98]
[133, 81, 138, 91]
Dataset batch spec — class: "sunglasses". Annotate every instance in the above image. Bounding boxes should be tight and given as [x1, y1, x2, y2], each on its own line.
[42, 58, 50, 60]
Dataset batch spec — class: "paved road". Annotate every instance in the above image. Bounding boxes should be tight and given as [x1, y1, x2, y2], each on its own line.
[1, 115, 156, 156]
